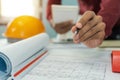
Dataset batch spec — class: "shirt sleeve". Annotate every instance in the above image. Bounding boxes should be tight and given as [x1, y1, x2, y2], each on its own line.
[97, 0, 120, 38]
[46, 0, 61, 21]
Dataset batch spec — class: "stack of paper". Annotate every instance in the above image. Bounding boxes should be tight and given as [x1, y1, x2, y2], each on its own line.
[52, 5, 79, 23]
[52, 5, 79, 42]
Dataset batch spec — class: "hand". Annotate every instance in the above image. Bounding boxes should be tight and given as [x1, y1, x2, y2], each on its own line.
[71, 11, 106, 48]
[49, 20, 73, 34]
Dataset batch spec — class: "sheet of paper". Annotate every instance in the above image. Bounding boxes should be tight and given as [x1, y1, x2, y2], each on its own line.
[48, 43, 88, 49]
[52, 5, 79, 23]
[22, 47, 120, 80]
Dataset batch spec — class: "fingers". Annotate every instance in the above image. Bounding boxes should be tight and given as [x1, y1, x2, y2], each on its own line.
[75, 16, 103, 41]
[73, 22, 105, 48]
[71, 23, 82, 33]
[79, 11, 95, 26]
[71, 26, 76, 32]
[83, 30, 105, 48]
[74, 22, 105, 42]
[79, 22, 105, 42]
[72, 11, 95, 34]
[71, 11, 106, 48]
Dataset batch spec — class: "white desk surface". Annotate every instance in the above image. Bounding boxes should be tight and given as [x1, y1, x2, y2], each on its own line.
[0, 39, 120, 80]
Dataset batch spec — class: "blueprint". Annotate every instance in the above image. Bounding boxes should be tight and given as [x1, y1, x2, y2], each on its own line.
[22, 47, 120, 80]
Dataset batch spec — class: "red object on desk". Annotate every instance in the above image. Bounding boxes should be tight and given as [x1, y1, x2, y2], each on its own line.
[112, 51, 120, 72]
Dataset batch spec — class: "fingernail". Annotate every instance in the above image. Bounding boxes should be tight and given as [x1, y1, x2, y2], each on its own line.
[76, 23, 82, 28]
[72, 26, 76, 32]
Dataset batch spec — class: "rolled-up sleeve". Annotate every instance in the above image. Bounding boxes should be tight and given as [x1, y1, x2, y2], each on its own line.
[46, 0, 61, 21]
[97, 0, 120, 37]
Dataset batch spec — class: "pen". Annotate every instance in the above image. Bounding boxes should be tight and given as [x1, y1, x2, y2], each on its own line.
[75, 28, 80, 34]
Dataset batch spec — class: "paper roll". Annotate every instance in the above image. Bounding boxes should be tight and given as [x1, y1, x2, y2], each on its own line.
[0, 33, 49, 80]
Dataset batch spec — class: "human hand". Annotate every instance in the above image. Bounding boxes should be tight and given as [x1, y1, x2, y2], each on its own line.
[49, 20, 73, 34]
[71, 11, 106, 48]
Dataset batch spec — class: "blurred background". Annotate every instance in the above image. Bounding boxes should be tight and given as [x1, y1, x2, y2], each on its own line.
[0, 0, 78, 39]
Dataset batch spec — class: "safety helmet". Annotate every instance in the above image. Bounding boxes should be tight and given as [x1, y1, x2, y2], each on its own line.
[3, 15, 45, 42]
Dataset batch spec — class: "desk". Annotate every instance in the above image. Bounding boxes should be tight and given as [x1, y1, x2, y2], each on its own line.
[100, 40, 120, 48]
[0, 39, 120, 80]
[22, 43, 120, 80]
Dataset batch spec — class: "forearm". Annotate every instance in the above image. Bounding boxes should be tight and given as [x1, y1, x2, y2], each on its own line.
[46, 0, 61, 21]
[97, 0, 120, 38]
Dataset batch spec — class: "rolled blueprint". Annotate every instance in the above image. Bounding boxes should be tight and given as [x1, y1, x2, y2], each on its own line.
[0, 33, 49, 80]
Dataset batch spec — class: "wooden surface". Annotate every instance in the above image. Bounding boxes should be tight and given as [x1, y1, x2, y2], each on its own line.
[99, 40, 120, 48]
